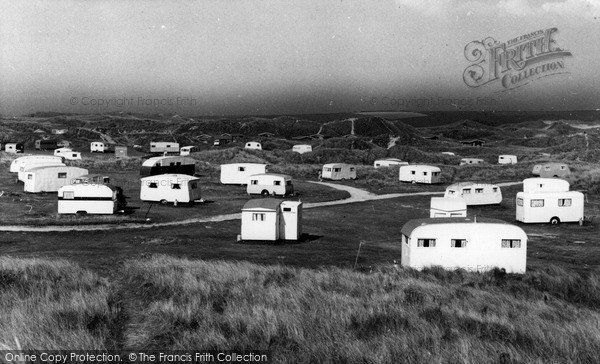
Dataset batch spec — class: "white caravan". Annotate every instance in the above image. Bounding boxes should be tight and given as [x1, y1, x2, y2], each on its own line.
[444, 182, 502, 205]
[240, 199, 302, 241]
[322, 163, 357, 180]
[90, 141, 110, 153]
[54, 148, 82, 160]
[179, 146, 198, 156]
[5, 143, 24, 154]
[245, 141, 262, 150]
[10, 155, 63, 173]
[399, 165, 442, 184]
[220, 163, 267, 184]
[430, 197, 467, 218]
[140, 174, 202, 204]
[401, 217, 527, 274]
[459, 158, 484, 166]
[523, 178, 569, 193]
[532, 163, 571, 178]
[58, 184, 120, 215]
[498, 155, 517, 164]
[247, 173, 293, 197]
[373, 158, 408, 168]
[292, 144, 313, 154]
[150, 142, 180, 153]
[18, 161, 67, 182]
[516, 190, 584, 224]
[23, 166, 89, 193]
[139, 156, 196, 177]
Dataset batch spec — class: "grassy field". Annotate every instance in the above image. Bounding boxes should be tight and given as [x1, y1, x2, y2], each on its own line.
[1, 255, 599, 363]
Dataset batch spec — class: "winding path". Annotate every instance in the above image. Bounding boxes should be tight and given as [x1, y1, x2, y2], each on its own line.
[0, 181, 522, 232]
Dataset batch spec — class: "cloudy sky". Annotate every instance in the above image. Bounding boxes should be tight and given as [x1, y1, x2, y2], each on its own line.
[1, 0, 599, 116]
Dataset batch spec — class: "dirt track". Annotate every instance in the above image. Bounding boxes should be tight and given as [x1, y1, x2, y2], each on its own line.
[0, 181, 521, 232]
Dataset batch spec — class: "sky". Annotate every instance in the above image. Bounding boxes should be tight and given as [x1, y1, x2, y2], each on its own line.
[1, 0, 599, 116]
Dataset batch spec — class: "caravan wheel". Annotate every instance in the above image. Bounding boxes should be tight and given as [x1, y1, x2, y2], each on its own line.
[550, 217, 560, 225]
[261, 190, 270, 197]
[76, 210, 87, 216]
[160, 199, 168, 205]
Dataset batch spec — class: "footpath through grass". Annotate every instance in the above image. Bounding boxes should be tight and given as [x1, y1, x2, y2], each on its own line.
[1, 256, 600, 363]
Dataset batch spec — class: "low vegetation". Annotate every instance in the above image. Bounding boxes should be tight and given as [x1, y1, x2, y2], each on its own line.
[1, 256, 599, 363]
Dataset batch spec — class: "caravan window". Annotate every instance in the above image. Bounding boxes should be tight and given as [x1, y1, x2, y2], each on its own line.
[544, 166, 551, 171]
[560, 165, 566, 170]
[148, 182, 158, 188]
[190, 182, 197, 189]
[252, 213, 265, 221]
[475, 188, 483, 194]
[172, 183, 181, 189]
[451, 239, 467, 248]
[462, 188, 471, 194]
[325, 168, 331, 172]
[411, 170, 416, 175]
[286, 180, 292, 186]
[238, 167, 245, 172]
[283, 207, 291, 212]
[517, 198, 523, 206]
[350, 167, 355, 172]
[501, 239, 521, 248]
[423, 172, 428, 176]
[274, 180, 281, 186]
[531, 199, 544, 207]
[433, 172, 440, 176]
[334, 168, 341, 172]
[63, 191, 74, 200]
[251, 180, 258, 185]
[58, 173, 67, 179]
[493, 187, 498, 192]
[558, 198, 572, 207]
[28, 174, 33, 180]
[447, 190, 455, 195]
[417, 238, 436, 247]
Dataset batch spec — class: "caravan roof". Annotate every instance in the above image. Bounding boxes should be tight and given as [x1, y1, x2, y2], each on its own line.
[242, 198, 284, 211]
[401, 217, 508, 236]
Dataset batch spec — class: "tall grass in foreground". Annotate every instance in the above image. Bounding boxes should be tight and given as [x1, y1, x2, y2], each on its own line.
[2, 256, 599, 362]
[0, 257, 116, 350]
[119, 256, 600, 363]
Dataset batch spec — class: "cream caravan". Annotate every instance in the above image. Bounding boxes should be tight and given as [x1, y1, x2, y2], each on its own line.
[245, 141, 262, 150]
[444, 182, 502, 205]
[220, 163, 267, 184]
[54, 148, 82, 160]
[516, 191, 584, 224]
[498, 155, 517, 164]
[179, 146, 198, 156]
[150, 142, 180, 153]
[139, 156, 196, 177]
[247, 173, 293, 197]
[523, 178, 569, 193]
[10, 155, 63, 173]
[532, 163, 571, 178]
[23, 166, 89, 193]
[90, 141, 110, 153]
[58, 184, 121, 215]
[400, 217, 527, 274]
[240, 199, 302, 241]
[373, 158, 408, 168]
[292, 144, 312, 154]
[140, 174, 202, 204]
[459, 158, 484, 166]
[321, 163, 357, 180]
[399, 165, 441, 184]
[18, 160, 67, 182]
